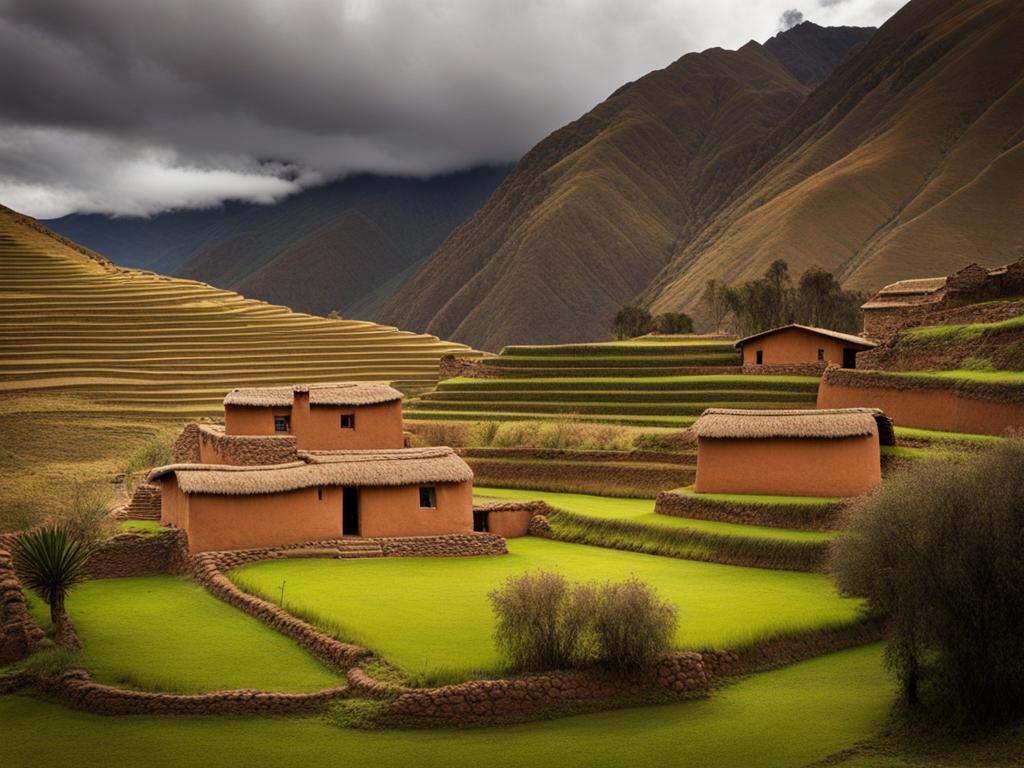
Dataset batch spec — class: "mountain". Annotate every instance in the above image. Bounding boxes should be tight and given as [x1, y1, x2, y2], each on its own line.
[45, 165, 509, 318]
[379, 22, 873, 350]
[645, 0, 1024, 319]
[764, 22, 875, 85]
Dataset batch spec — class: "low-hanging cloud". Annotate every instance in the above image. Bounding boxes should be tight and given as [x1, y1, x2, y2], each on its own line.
[780, 9, 806, 29]
[0, 0, 901, 218]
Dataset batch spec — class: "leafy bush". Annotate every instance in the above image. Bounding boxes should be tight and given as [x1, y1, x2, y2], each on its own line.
[592, 577, 678, 673]
[122, 429, 179, 491]
[831, 441, 1024, 724]
[489, 570, 678, 673]
[611, 304, 653, 340]
[52, 481, 116, 544]
[652, 312, 694, 335]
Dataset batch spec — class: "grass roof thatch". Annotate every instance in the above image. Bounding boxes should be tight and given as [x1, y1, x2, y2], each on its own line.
[223, 382, 404, 408]
[148, 447, 472, 495]
[692, 408, 895, 444]
[734, 324, 876, 349]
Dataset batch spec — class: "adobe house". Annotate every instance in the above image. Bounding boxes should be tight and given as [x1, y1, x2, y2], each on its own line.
[735, 324, 876, 371]
[861, 259, 1024, 340]
[691, 408, 894, 498]
[223, 382, 404, 450]
[150, 447, 474, 553]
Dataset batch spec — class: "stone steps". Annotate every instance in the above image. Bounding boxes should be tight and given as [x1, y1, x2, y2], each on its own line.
[124, 483, 161, 521]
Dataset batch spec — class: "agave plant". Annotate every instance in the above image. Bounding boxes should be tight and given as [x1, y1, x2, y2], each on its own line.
[14, 526, 93, 650]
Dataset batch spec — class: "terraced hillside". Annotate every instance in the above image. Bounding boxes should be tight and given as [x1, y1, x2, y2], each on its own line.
[0, 205, 479, 523]
[405, 338, 819, 428]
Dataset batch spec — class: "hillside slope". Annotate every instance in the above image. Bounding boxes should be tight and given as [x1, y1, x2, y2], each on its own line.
[380, 23, 871, 350]
[45, 166, 509, 319]
[647, 0, 1024, 317]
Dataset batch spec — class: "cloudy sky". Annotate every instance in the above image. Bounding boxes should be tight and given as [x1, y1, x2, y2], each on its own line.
[0, 0, 901, 219]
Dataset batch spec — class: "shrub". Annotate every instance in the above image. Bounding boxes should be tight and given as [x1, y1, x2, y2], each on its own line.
[122, 428, 179, 491]
[489, 571, 678, 673]
[611, 304, 653, 340]
[592, 577, 677, 673]
[652, 312, 694, 335]
[831, 441, 1024, 724]
[51, 481, 116, 544]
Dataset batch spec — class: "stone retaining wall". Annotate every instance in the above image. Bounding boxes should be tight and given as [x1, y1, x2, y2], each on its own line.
[381, 652, 707, 725]
[741, 362, 827, 376]
[0, 547, 44, 664]
[4, 669, 350, 716]
[654, 490, 845, 532]
[438, 354, 502, 380]
[467, 457, 695, 497]
[82, 530, 190, 579]
[378, 533, 507, 558]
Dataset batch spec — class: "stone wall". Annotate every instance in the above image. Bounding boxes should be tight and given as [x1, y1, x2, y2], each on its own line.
[654, 490, 845, 532]
[467, 457, 695, 497]
[0, 547, 44, 664]
[124, 483, 161, 520]
[172, 423, 299, 466]
[438, 354, 502, 380]
[82, 530, 190, 580]
[5, 669, 350, 716]
[741, 361, 828, 376]
[378, 533, 507, 558]
[380, 652, 707, 725]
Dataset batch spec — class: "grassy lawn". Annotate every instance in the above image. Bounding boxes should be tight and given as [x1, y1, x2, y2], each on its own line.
[893, 426, 1004, 444]
[440, 375, 819, 387]
[25, 575, 342, 693]
[889, 370, 1024, 383]
[474, 488, 834, 543]
[116, 519, 164, 534]
[663, 486, 841, 506]
[230, 537, 863, 682]
[0, 644, 893, 768]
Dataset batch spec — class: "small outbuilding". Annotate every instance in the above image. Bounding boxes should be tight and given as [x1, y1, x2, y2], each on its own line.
[735, 324, 876, 370]
[150, 447, 474, 553]
[223, 382, 404, 450]
[691, 407, 894, 498]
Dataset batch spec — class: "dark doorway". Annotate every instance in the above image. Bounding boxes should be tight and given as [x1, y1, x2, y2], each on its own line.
[842, 348, 857, 369]
[342, 487, 360, 536]
[473, 510, 489, 532]
[755, 350, 763, 365]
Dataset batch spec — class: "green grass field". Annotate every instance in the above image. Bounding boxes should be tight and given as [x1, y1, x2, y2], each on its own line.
[24, 575, 342, 693]
[230, 538, 864, 682]
[663, 486, 841, 506]
[0, 644, 892, 768]
[474, 488, 833, 543]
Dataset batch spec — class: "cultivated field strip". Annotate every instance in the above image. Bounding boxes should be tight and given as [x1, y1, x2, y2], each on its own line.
[0, 213, 480, 419]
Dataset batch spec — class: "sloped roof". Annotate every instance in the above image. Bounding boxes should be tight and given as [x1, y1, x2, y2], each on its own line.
[692, 407, 894, 444]
[223, 382, 403, 408]
[148, 447, 471, 495]
[734, 324, 876, 349]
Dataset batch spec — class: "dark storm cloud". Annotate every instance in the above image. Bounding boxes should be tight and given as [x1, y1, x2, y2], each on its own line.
[780, 8, 805, 28]
[0, 0, 901, 217]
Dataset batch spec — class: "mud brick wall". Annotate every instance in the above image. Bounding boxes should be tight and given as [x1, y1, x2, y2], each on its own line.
[654, 491, 845, 532]
[382, 652, 707, 725]
[741, 362, 827, 376]
[171, 423, 202, 462]
[82, 530, 190, 580]
[0, 547, 44, 664]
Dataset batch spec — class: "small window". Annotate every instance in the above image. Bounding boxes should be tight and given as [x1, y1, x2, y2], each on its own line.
[340, 414, 355, 429]
[817, 348, 825, 361]
[274, 415, 290, 433]
[755, 350, 763, 365]
[419, 486, 437, 509]
[317, 486, 323, 501]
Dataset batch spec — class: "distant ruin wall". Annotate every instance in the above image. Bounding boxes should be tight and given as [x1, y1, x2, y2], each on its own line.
[818, 368, 1024, 436]
[438, 355, 503, 380]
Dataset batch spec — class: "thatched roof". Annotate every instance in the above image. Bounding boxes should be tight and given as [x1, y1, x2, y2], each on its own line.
[692, 408, 895, 445]
[147, 448, 472, 495]
[223, 382, 403, 408]
[734, 324, 876, 349]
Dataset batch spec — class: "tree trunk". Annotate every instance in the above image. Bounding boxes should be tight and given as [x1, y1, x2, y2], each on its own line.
[50, 595, 82, 651]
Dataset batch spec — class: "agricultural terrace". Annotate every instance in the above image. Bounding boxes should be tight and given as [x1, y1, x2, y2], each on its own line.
[229, 537, 865, 684]
[24, 575, 341, 693]
[405, 374, 820, 428]
[0, 645, 893, 768]
[0, 209, 478, 524]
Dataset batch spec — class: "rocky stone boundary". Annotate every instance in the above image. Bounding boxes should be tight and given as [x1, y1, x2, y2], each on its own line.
[700, 619, 887, 678]
[379, 652, 708, 726]
[439, 354, 502, 380]
[3, 669, 350, 716]
[82, 530, 190, 579]
[655, 490, 845, 532]
[468, 457, 695, 498]
[741, 362, 827, 376]
[0, 547, 44, 664]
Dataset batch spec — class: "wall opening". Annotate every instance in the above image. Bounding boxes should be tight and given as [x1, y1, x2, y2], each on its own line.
[843, 348, 857, 369]
[419, 486, 437, 509]
[342, 487, 360, 536]
[756, 350, 763, 365]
